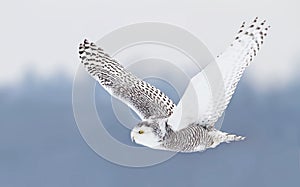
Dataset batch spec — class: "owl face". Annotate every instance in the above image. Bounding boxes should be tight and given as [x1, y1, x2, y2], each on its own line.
[130, 120, 166, 148]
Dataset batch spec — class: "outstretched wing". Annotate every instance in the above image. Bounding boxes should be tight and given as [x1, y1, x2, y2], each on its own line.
[79, 39, 175, 120]
[168, 17, 270, 130]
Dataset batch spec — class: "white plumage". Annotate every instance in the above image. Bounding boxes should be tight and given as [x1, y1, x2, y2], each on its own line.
[169, 17, 270, 131]
[79, 17, 270, 153]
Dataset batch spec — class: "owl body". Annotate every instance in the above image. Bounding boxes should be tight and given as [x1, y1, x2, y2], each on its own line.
[161, 124, 213, 152]
[136, 122, 244, 153]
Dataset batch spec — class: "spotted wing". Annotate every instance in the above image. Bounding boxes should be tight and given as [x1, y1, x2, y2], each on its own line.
[168, 17, 270, 130]
[79, 39, 175, 120]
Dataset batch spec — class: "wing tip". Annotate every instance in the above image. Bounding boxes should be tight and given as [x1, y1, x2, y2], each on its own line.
[232, 17, 271, 53]
[78, 38, 99, 61]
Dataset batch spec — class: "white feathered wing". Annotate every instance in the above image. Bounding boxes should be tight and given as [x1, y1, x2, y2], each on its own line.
[168, 17, 270, 130]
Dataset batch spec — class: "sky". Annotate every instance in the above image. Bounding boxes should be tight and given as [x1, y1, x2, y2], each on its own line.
[0, 0, 300, 89]
[0, 0, 300, 186]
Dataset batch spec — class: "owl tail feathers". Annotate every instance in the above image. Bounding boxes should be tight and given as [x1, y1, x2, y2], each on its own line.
[223, 133, 245, 143]
[208, 129, 245, 148]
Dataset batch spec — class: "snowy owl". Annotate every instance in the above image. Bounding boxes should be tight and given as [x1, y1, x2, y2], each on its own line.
[78, 17, 270, 153]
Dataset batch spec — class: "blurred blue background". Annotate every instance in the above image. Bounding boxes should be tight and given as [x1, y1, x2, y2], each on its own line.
[0, 72, 300, 186]
[0, 73, 299, 186]
[1, 0, 300, 186]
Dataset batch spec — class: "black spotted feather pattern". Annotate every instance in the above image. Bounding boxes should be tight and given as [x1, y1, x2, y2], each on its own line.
[79, 39, 175, 119]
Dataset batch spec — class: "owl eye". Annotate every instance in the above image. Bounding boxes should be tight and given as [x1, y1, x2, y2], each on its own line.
[138, 130, 144, 134]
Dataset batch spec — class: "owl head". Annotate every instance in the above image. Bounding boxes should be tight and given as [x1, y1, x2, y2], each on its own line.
[130, 118, 171, 149]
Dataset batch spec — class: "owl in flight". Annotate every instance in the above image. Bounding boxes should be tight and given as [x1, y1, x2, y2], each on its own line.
[79, 17, 270, 152]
